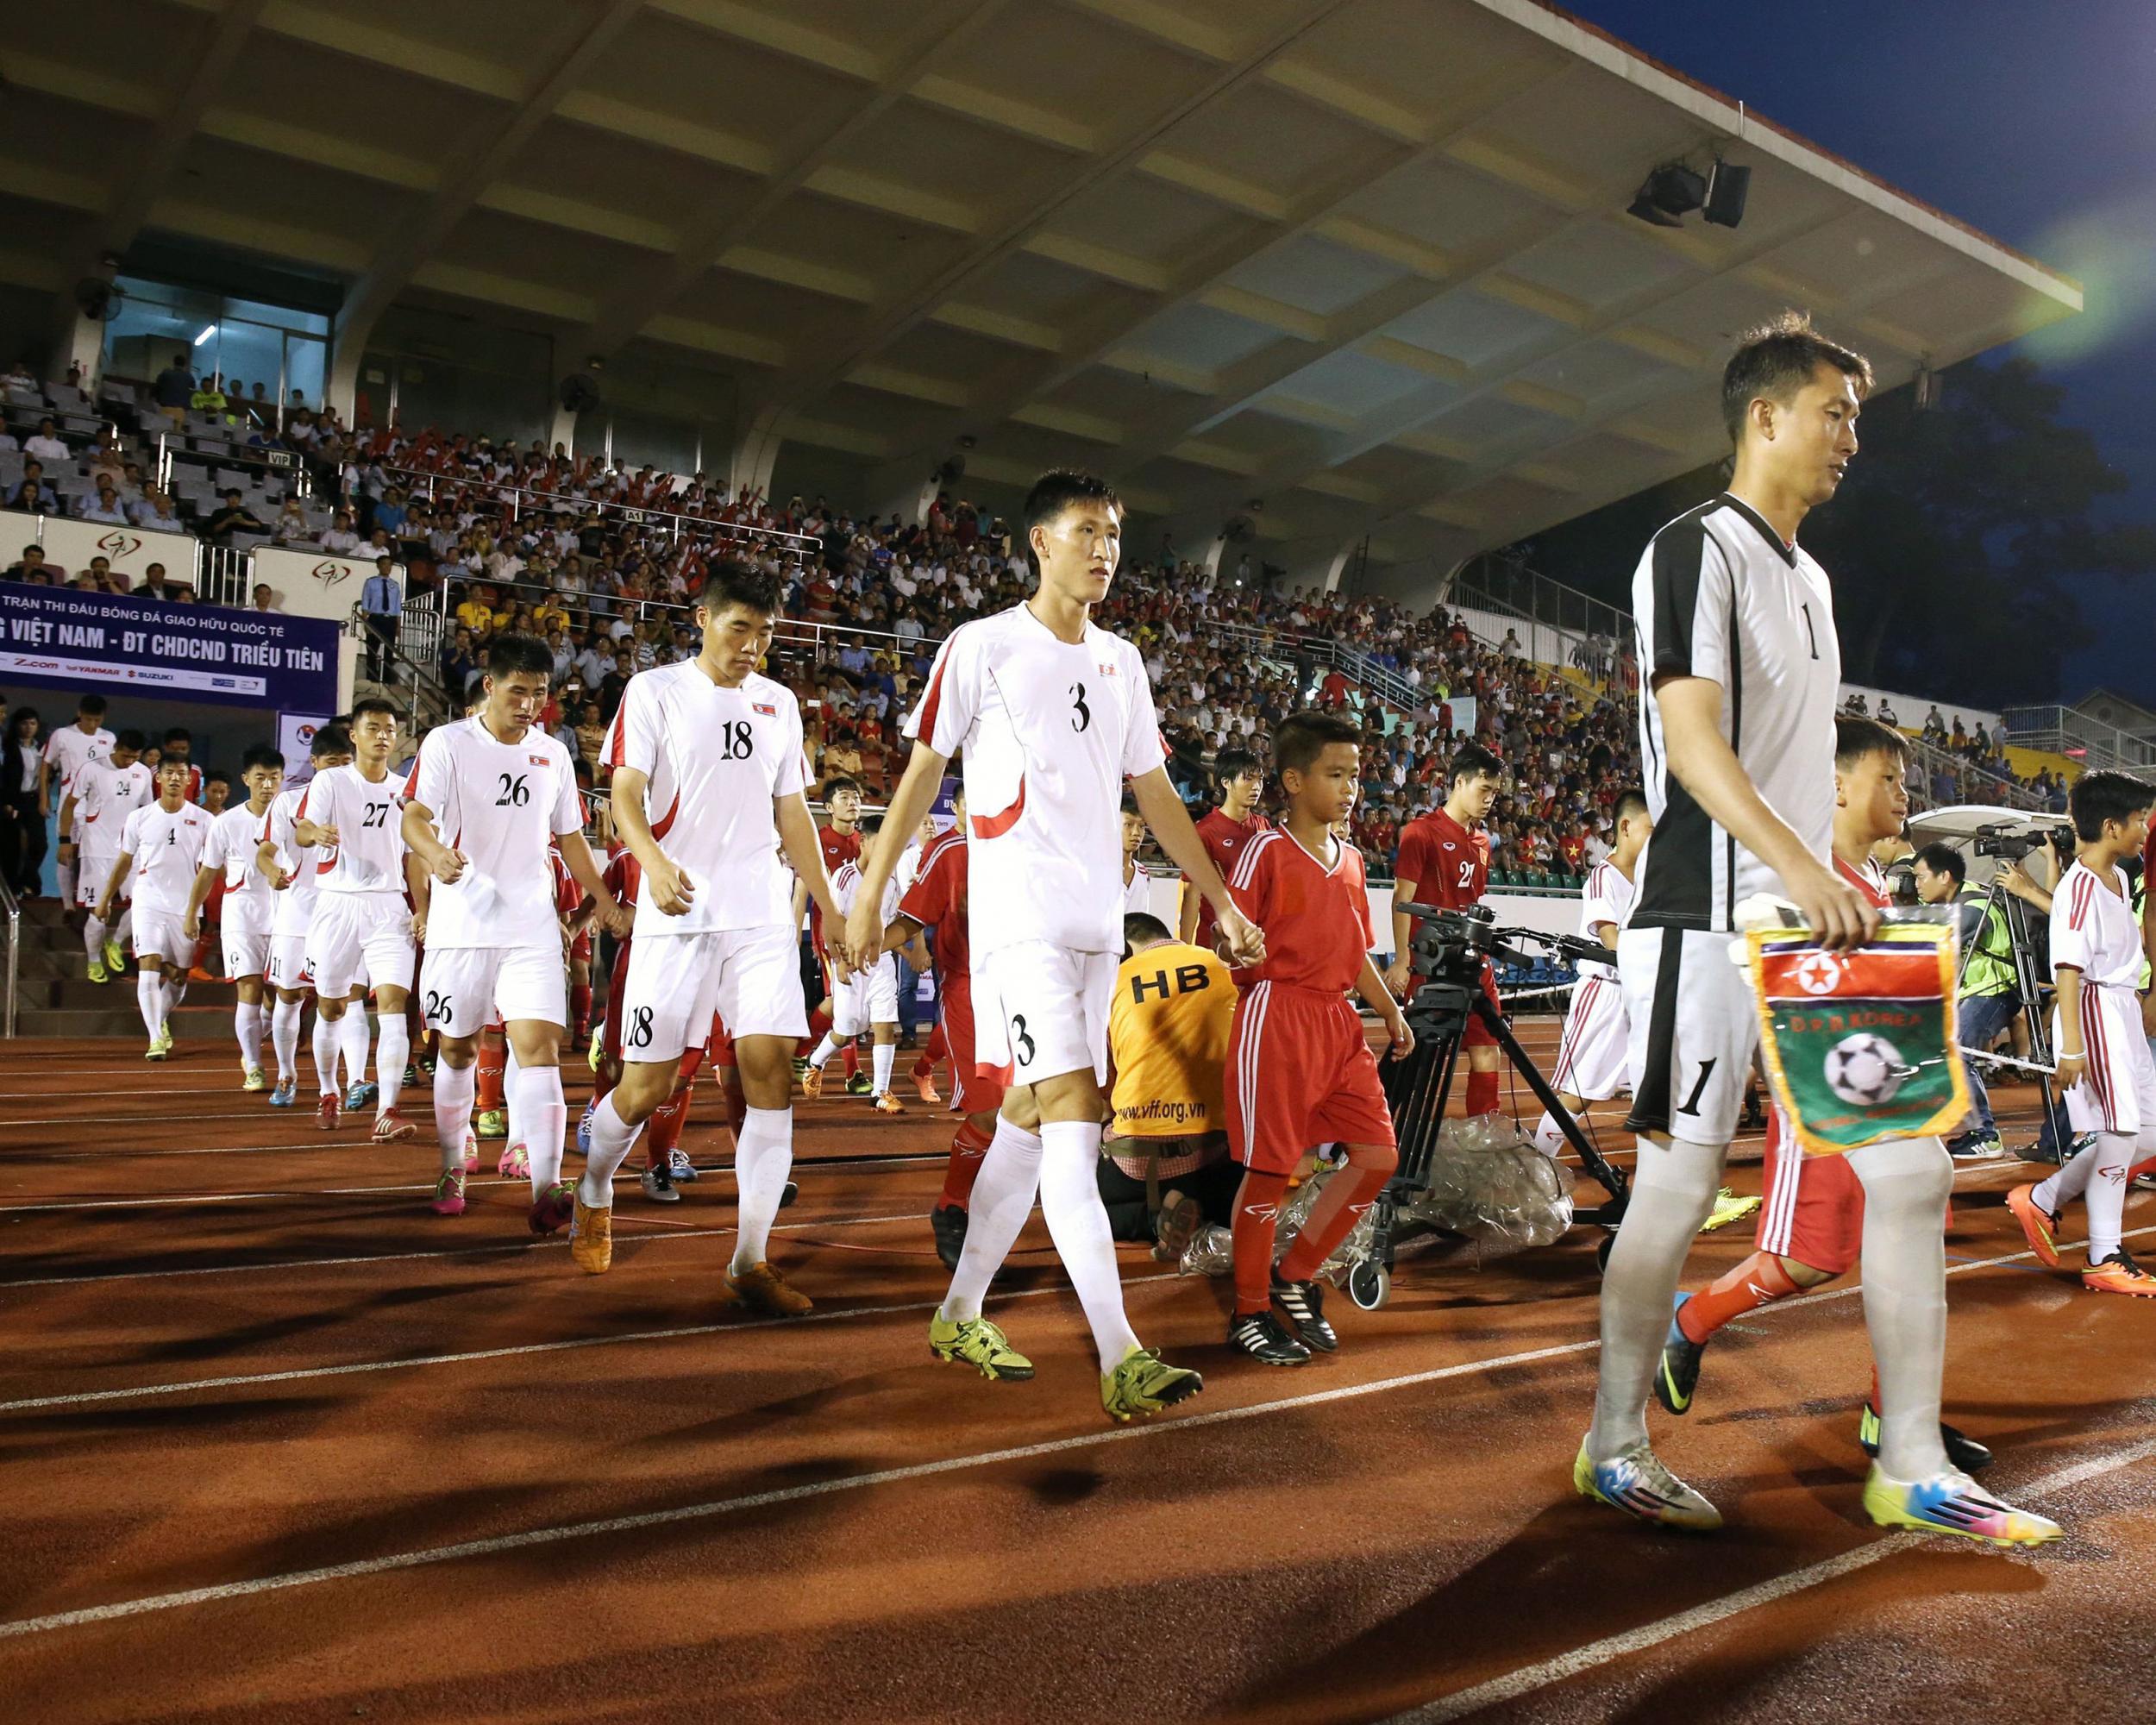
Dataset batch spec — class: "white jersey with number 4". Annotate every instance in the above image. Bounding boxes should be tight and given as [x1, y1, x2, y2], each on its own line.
[297, 763, 408, 897]
[604, 661, 808, 937]
[404, 717, 582, 950]
[907, 604, 1167, 957]
[120, 802, 211, 915]
[1576, 860, 1638, 980]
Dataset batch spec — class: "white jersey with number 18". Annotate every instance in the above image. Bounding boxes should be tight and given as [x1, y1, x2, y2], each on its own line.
[907, 603, 1167, 958]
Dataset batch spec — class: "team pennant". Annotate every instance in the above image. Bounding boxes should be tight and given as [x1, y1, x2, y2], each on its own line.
[1745, 916, 1970, 1157]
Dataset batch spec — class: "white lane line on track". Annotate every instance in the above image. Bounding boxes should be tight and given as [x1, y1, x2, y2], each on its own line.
[0, 1209, 933, 1292]
[6, 1308, 2146, 1644]
[0, 1266, 1178, 1415]
[1385, 1430, 2156, 1723]
[0, 1218, 2121, 1420]
[0, 1111, 301, 1129]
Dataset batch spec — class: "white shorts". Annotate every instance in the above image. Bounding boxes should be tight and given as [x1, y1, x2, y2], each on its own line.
[132, 907, 189, 964]
[832, 954, 899, 1034]
[420, 944, 567, 1038]
[266, 932, 314, 992]
[222, 905, 273, 980]
[78, 851, 119, 909]
[972, 939, 1119, 1087]
[307, 893, 416, 999]
[1619, 925, 1758, 1144]
[2058, 984, 2156, 1139]
[1551, 970, 1630, 1101]
[620, 923, 806, 1065]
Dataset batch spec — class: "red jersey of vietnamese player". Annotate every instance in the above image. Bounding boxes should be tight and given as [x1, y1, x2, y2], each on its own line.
[809, 822, 862, 960]
[897, 826, 1002, 1115]
[1755, 854, 1893, 1274]
[1395, 806, 1500, 1045]
[1188, 806, 1269, 954]
[1222, 828, 1395, 1174]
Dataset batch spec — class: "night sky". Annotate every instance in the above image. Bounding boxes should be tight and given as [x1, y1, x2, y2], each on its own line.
[1557, 0, 2156, 701]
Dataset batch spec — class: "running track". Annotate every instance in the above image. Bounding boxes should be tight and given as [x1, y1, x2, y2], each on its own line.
[1, 1026, 2150, 1723]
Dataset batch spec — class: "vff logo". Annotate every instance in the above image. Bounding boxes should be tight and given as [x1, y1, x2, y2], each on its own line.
[96, 530, 143, 559]
[312, 561, 354, 587]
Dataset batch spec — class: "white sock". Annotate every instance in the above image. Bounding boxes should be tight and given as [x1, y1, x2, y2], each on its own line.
[376, 1016, 409, 1119]
[57, 856, 74, 906]
[114, 904, 132, 948]
[235, 1000, 261, 1070]
[272, 997, 303, 1082]
[340, 1008, 371, 1090]
[167, 969, 188, 1009]
[433, 1061, 476, 1173]
[1531, 1111, 1566, 1157]
[807, 1031, 842, 1071]
[730, 1106, 796, 1273]
[941, 1117, 1044, 1324]
[504, 1044, 523, 1148]
[580, 1092, 642, 1207]
[872, 1038, 895, 1096]
[136, 968, 166, 1039]
[312, 1014, 342, 1096]
[516, 1063, 567, 1195]
[2082, 1131, 2134, 1266]
[1848, 1135, 1952, 1480]
[2034, 1133, 2106, 1217]
[1037, 1119, 1141, 1367]
[1588, 1134, 1726, 1460]
[85, 913, 105, 963]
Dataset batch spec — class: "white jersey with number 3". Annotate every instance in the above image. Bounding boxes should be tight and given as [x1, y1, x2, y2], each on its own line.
[405, 717, 582, 950]
[906, 604, 1167, 957]
[604, 661, 808, 936]
[298, 764, 407, 896]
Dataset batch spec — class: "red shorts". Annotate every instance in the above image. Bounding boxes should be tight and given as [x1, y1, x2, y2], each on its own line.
[570, 928, 592, 964]
[1407, 960, 1502, 1048]
[1226, 982, 1396, 1176]
[1754, 1104, 1862, 1276]
[707, 1013, 734, 1068]
[943, 981, 1005, 1116]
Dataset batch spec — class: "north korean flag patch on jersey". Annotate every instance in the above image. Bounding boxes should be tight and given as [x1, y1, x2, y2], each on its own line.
[753, 701, 777, 716]
[528, 754, 549, 766]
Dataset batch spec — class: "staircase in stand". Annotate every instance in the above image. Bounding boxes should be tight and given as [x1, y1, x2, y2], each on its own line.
[14, 894, 239, 1042]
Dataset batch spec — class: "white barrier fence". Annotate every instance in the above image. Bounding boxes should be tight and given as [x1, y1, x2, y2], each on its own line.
[0, 509, 200, 586]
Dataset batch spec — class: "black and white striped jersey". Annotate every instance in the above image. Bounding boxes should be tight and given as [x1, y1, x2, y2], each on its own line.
[1630, 492, 1839, 932]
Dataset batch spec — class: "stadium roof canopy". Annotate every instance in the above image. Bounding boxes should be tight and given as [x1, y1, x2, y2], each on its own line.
[3, 0, 2081, 587]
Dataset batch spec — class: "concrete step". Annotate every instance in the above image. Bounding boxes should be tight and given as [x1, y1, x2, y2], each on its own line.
[22, 975, 240, 1011]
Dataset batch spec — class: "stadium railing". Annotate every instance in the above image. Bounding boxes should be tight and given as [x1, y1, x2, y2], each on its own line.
[0, 873, 19, 1038]
[2001, 704, 2156, 773]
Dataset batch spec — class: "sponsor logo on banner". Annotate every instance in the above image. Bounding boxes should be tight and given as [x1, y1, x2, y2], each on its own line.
[95, 530, 143, 560]
[312, 561, 354, 587]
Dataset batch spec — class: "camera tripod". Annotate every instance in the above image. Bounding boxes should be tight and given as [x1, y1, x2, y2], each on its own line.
[1957, 870, 2068, 1156]
[1349, 913, 1631, 1308]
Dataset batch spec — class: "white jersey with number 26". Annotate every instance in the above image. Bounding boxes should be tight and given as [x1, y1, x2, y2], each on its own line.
[405, 716, 583, 950]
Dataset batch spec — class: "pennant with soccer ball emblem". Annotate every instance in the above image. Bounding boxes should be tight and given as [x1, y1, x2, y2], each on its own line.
[1745, 918, 1970, 1157]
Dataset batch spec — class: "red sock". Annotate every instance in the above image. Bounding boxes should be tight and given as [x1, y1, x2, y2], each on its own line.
[843, 1041, 860, 1081]
[915, 1019, 948, 1080]
[475, 1039, 506, 1112]
[646, 1048, 706, 1167]
[717, 1070, 747, 1138]
[1867, 1363, 1881, 1418]
[1279, 1147, 1396, 1283]
[1464, 1069, 1500, 1115]
[1676, 1251, 1804, 1345]
[940, 1116, 994, 1209]
[570, 983, 592, 1039]
[1231, 1169, 1292, 1316]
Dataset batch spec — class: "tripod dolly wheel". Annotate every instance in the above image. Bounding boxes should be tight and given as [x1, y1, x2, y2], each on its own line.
[1348, 1259, 1390, 1310]
[1595, 1231, 1615, 1273]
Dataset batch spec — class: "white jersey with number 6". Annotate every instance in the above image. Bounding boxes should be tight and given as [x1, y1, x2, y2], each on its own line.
[906, 604, 1166, 958]
[404, 717, 582, 950]
[297, 764, 407, 897]
[604, 662, 808, 937]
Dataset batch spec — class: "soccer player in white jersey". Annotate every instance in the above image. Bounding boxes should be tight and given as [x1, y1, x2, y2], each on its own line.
[849, 468, 1266, 1425]
[185, 746, 285, 1089]
[805, 819, 905, 1112]
[255, 726, 354, 1107]
[1531, 787, 1651, 1158]
[580, 561, 859, 1314]
[1576, 313, 2057, 1549]
[295, 698, 420, 1140]
[41, 693, 111, 911]
[2009, 771, 2156, 1296]
[64, 729, 152, 983]
[95, 758, 210, 1060]
[402, 633, 628, 1226]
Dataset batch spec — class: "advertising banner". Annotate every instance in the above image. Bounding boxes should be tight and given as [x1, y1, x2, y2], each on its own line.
[0, 509, 199, 586]
[0, 586, 339, 712]
[251, 546, 401, 626]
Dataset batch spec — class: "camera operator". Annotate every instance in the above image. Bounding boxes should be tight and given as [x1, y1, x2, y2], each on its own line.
[1912, 838, 2061, 1160]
